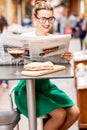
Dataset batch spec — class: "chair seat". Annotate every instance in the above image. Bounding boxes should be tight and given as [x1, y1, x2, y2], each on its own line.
[0, 110, 20, 125]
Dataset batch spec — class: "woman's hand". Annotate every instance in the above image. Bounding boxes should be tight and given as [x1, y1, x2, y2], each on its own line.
[61, 52, 73, 61]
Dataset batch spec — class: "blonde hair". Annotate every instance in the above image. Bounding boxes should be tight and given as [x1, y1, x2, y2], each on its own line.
[33, 0, 54, 17]
[35, 0, 47, 5]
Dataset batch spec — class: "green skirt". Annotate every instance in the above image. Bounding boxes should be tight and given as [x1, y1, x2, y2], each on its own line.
[14, 79, 74, 117]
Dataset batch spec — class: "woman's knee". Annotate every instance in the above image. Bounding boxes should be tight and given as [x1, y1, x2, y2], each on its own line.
[66, 105, 80, 119]
[73, 106, 80, 119]
[49, 108, 66, 121]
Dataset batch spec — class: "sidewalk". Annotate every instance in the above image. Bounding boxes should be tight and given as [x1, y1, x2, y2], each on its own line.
[0, 38, 81, 130]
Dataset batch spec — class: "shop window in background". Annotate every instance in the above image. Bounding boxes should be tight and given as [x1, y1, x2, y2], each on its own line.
[22, 1, 32, 26]
[80, 0, 84, 13]
[84, 0, 87, 17]
[0, 0, 5, 15]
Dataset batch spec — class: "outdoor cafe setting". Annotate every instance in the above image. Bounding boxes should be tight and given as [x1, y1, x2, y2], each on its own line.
[0, 0, 87, 130]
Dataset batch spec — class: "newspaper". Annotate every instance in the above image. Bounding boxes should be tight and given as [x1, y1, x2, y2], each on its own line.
[1, 32, 71, 64]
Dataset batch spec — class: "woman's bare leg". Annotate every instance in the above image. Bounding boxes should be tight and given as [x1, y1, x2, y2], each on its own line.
[44, 108, 66, 130]
[59, 105, 80, 130]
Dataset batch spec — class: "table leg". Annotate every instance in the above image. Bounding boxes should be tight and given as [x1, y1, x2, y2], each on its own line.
[26, 80, 37, 130]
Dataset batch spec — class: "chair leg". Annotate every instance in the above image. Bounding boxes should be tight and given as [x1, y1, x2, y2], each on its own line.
[40, 119, 44, 130]
[37, 118, 44, 130]
[37, 115, 50, 130]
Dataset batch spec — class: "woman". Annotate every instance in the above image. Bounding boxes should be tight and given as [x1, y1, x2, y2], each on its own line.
[14, 1, 80, 130]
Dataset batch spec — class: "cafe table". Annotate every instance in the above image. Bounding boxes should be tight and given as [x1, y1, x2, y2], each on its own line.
[0, 63, 74, 130]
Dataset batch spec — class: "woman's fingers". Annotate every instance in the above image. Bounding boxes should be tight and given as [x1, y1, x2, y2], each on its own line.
[61, 52, 73, 61]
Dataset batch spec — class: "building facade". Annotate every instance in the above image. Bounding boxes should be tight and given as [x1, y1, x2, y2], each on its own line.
[0, 0, 83, 25]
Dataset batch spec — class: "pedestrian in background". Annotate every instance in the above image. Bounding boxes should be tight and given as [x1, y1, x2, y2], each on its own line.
[0, 15, 8, 88]
[75, 13, 87, 50]
[0, 15, 8, 34]
[59, 13, 67, 34]
[69, 12, 77, 38]
[64, 20, 72, 35]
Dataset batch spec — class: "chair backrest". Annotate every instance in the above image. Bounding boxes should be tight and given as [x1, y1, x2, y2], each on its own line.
[8, 85, 20, 130]
[9, 85, 17, 110]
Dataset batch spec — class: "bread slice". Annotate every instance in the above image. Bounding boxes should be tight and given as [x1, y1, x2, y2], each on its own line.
[24, 61, 54, 71]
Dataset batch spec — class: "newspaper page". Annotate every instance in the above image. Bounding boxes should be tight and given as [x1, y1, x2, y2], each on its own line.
[1, 32, 71, 64]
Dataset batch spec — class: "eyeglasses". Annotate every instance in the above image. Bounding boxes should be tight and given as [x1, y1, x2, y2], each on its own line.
[36, 16, 55, 24]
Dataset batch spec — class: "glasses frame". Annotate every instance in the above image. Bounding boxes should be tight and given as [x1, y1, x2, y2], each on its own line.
[35, 16, 56, 24]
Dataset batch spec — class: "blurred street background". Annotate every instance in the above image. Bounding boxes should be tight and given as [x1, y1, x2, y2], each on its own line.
[0, 0, 86, 26]
[0, 0, 87, 130]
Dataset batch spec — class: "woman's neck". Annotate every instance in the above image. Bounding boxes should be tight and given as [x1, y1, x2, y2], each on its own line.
[36, 30, 48, 36]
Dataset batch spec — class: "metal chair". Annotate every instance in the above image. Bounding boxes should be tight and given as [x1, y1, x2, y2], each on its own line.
[0, 86, 20, 130]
